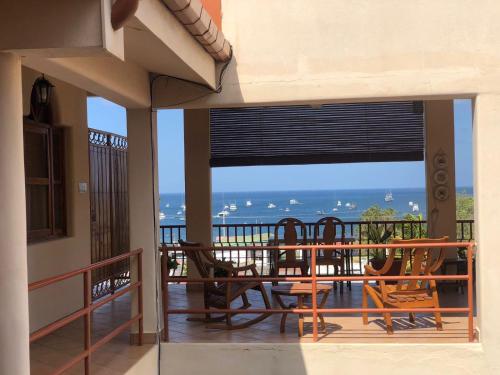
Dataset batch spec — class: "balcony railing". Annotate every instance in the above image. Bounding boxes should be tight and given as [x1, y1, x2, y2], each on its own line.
[160, 242, 476, 343]
[160, 219, 474, 277]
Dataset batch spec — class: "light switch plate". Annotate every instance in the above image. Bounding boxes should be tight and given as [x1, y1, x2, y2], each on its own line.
[78, 182, 88, 193]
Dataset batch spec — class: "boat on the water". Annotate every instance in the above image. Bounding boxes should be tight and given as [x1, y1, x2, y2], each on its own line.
[345, 202, 351, 208]
[246, 200, 252, 207]
[337, 200, 342, 207]
[217, 210, 229, 217]
[229, 203, 237, 211]
[412, 203, 419, 212]
[159, 212, 166, 220]
[267, 203, 276, 208]
[332, 207, 338, 212]
[316, 210, 327, 215]
[409, 201, 414, 206]
[289, 199, 300, 205]
[165, 203, 170, 208]
[180, 204, 186, 211]
[384, 192, 394, 202]
[284, 207, 290, 212]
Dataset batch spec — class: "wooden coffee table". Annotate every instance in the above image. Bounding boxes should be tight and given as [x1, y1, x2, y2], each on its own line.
[271, 283, 332, 337]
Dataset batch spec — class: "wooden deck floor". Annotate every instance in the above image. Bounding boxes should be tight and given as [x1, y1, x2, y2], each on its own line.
[167, 282, 474, 343]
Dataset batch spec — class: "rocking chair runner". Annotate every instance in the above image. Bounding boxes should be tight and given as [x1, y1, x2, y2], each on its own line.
[179, 240, 272, 330]
[362, 237, 449, 334]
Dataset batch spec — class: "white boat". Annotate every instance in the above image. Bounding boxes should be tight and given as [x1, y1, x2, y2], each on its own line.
[316, 210, 327, 215]
[284, 207, 290, 212]
[217, 210, 229, 217]
[267, 203, 276, 209]
[159, 212, 166, 220]
[176, 210, 182, 216]
[332, 207, 338, 212]
[223, 204, 229, 210]
[246, 200, 252, 207]
[349, 203, 357, 210]
[409, 201, 414, 206]
[180, 204, 186, 211]
[337, 200, 342, 207]
[345, 202, 351, 208]
[384, 192, 394, 202]
[165, 203, 170, 208]
[289, 199, 300, 205]
[412, 203, 419, 212]
[229, 203, 237, 211]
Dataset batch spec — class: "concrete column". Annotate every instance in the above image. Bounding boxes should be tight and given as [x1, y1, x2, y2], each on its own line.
[424, 100, 457, 253]
[473, 94, 500, 347]
[184, 109, 212, 280]
[127, 108, 159, 342]
[0, 53, 30, 374]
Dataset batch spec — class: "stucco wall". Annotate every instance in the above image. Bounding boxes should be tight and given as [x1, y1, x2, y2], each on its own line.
[154, 0, 500, 108]
[23, 67, 91, 332]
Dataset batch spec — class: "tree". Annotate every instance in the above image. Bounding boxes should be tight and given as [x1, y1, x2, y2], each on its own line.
[360, 205, 397, 221]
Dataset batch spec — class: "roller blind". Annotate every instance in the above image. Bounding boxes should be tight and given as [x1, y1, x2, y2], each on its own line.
[210, 101, 424, 167]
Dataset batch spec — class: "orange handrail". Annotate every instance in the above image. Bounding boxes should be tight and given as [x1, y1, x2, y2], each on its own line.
[161, 242, 476, 343]
[29, 248, 143, 375]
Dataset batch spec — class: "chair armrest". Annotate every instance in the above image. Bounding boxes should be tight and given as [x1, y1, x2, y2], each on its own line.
[364, 264, 382, 275]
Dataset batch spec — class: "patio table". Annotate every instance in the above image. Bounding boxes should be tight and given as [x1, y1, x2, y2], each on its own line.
[271, 283, 332, 337]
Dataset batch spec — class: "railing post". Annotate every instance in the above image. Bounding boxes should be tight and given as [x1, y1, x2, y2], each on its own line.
[311, 245, 318, 342]
[467, 243, 474, 342]
[160, 250, 169, 341]
[83, 270, 91, 375]
[138, 251, 143, 346]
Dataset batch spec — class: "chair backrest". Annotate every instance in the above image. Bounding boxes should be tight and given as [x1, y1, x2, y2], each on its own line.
[178, 240, 215, 282]
[388, 237, 449, 290]
[273, 218, 307, 262]
[313, 217, 346, 259]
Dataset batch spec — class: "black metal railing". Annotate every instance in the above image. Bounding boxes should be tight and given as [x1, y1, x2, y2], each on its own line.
[160, 219, 474, 277]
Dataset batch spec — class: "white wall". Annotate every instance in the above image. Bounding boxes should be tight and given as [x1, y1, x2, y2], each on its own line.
[23, 67, 92, 332]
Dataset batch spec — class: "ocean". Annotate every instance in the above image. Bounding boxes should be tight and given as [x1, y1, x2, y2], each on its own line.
[159, 187, 473, 226]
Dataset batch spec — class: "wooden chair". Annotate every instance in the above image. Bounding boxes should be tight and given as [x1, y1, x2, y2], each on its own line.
[313, 217, 346, 293]
[179, 240, 272, 330]
[362, 237, 449, 334]
[271, 218, 309, 283]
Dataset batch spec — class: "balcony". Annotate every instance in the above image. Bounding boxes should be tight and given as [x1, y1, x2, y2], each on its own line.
[159, 223, 476, 344]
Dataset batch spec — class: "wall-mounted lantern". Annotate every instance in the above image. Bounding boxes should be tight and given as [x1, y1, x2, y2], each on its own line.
[30, 75, 54, 122]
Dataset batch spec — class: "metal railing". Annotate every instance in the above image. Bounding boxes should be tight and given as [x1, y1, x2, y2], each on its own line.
[161, 242, 476, 343]
[160, 219, 474, 277]
[29, 249, 143, 375]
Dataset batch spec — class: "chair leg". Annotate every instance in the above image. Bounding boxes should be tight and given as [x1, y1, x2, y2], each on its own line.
[362, 283, 368, 325]
[241, 292, 250, 308]
[409, 312, 416, 323]
[384, 313, 394, 334]
[430, 280, 443, 331]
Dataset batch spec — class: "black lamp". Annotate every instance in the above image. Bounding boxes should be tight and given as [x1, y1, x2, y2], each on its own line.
[33, 75, 54, 106]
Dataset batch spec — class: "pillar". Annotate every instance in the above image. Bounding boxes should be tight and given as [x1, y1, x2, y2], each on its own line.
[184, 109, 212, 281]
[424, 100, 457, 254]
[0, 53, 30, 374]
[127, 108, 159, 343]
[473, 94, 500, 360]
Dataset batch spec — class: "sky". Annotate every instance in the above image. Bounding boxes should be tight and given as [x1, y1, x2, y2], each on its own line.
[87, 98, 473, 194]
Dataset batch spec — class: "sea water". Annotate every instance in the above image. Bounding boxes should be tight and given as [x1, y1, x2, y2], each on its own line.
[159, 187, 473, 226]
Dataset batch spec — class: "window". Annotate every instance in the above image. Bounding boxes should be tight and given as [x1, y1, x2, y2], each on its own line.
[24, 119, 66, 242]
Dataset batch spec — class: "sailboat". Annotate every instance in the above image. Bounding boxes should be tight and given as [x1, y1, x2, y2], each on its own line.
[246, 200, 252, 207]
[412, 203, 419, 212]
[384, 191, 394, 202]
[267, 203, 276, 208]
[337, 200, 342, 207]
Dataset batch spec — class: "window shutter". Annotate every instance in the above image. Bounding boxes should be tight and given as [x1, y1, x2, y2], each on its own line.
[210, 101, 424, 167]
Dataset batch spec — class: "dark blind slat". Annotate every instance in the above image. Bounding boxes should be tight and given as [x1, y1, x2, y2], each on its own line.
[210, 101, 424, 167]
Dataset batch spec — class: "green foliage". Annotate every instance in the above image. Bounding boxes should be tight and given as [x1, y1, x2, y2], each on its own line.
[360, 205, 397, 221]
[456, 194, 474, 220]
[166, 255, 179, 270]
[367, 224, 394, 244]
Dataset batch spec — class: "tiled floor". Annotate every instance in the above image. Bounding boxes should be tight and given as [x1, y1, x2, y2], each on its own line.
[30, 294, 154, 375]
[167, 282, 475, 343]
[30, 281, 474, 374]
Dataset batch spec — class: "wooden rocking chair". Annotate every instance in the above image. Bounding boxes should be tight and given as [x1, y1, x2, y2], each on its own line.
[362, 237, 448, 334]
[180, 240, 272, 330]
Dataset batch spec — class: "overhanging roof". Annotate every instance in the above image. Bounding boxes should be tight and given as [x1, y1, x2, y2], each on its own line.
[210, 101, 424, 167]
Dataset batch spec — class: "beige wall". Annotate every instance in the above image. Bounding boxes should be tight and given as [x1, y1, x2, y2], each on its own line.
[154, 0, 500, 108]
[23, 67, 92, 332]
